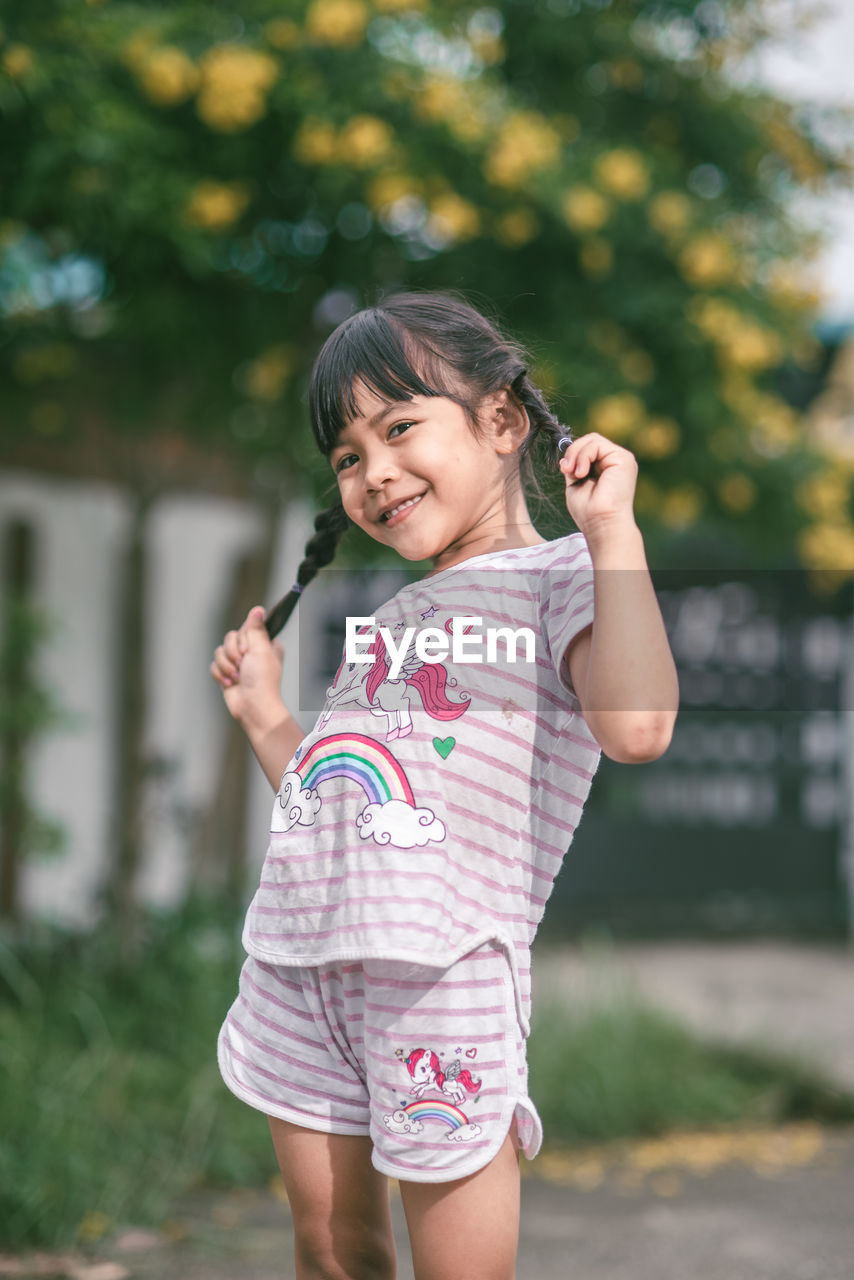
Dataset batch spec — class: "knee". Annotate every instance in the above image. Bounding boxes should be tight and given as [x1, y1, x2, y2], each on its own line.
[294, 1225, 396, 1280]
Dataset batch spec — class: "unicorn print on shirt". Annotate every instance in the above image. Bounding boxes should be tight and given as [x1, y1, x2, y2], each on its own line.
[318, 621, 471, 743]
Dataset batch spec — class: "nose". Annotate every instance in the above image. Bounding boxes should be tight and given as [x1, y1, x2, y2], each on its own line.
[363, 444, 400, 492]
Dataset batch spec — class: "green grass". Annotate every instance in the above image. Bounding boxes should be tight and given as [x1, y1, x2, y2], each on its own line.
[1, 904, 852, 1247]
[528, 990, 854, 1145]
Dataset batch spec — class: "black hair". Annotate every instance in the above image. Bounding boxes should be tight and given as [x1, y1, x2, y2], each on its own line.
[265, 291, 571, 638]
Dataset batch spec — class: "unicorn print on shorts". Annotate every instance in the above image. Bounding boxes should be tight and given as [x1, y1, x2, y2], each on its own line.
[318, 621, 471, 743]
[382, 1047, 483, 1143]
[273, 732, 446, 851]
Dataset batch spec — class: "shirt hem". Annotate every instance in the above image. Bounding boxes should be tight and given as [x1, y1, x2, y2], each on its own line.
[242, 926, 532, 1037]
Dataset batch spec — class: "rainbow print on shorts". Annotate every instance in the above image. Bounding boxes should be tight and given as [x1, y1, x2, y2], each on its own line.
[401, 1099, 468, 1130]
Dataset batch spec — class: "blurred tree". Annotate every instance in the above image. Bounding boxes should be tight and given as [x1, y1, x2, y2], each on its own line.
[1, 0, 852, 561]
[2, 0, 853, 917]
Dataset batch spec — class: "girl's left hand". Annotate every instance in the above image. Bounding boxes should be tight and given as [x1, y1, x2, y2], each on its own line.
[559, 432, 639, 540]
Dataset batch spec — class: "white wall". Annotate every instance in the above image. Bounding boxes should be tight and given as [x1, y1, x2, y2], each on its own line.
[0, 470, 311, 926]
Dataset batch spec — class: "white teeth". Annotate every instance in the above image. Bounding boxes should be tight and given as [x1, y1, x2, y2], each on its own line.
[384, 495, 422, 521]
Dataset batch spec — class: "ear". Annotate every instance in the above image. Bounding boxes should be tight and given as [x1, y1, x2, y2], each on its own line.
[481, 388, 530, 454]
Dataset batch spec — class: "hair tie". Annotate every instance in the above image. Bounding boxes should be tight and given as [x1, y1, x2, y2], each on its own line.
[290, 582, 303, 595]
[557, 435, 573, 453]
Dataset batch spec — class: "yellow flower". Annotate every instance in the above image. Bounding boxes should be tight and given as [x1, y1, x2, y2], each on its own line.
[484, 111, 561, 187]
[718, 321, 783, 371]
[373, 0, 426, 9]
[416, 77, 486, 141]
[717, 473, 757, 513]
[196, 46, 278, 133]
[688, 296, 742, 341]
[121, 32, 158, 70]
[306, 0, 369, 47]
[494, 207, 539, 248]
[798, 522, 854, 571]
[428, 192, 481, 244]
[634, 417, 680, 458]
[339, 115, 394, 168]
[678, 234, 736, 287]
[796, 471, 851, 520]
[134, 46, 199, 106]
[750, 393, 799, 457]
[185, 180, 250, 230]
[470, 31, 505, 64]
[579, 238, 613, 278]
[660, 485, 703, 529]
[293, 118, 339, 165]
[244, 343, 296, 401]
[366, 171, 423, 210]
[619, 349, 655, 386]
[587, 393, 645, 440]
[562, 186, 611, 234]
[594, 149, 650, 200]
[3, 44, 34, 79]
[265, 20, 302, 49]
[647, 190, 693, 236]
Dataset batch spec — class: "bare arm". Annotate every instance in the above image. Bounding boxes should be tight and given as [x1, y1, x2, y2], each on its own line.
[210, 605, 306, 789]
[565, 521, 678, 762]
[559, 435, 679, 764]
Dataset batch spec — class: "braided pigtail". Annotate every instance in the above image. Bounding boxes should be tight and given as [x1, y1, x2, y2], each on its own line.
[510, 371, 573, 492]
[264, 501, 349, 639]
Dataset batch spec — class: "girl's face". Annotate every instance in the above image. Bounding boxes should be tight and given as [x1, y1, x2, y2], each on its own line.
[329, 381, 527, 572]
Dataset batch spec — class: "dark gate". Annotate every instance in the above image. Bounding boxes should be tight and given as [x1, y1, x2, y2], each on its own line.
[544, 570, 852, 939]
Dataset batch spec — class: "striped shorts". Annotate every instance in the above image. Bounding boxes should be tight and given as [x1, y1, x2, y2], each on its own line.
[217, 941, 543, 1183]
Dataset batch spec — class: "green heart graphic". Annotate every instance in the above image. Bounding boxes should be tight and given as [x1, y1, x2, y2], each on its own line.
[433, 736, 455, 759]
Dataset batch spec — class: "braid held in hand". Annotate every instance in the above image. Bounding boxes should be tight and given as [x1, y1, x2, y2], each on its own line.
[264, 502, 349, 639]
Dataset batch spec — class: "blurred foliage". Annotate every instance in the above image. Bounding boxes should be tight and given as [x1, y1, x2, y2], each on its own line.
[1, 901, 852, 1246]
[1, 0, 854, 567]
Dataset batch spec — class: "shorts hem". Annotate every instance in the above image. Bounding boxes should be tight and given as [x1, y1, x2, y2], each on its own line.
[218, 1036, 370, 1138]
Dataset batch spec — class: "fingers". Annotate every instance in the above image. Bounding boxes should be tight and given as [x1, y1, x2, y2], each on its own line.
[209, 605, 275, 690]
[211, 628, 242, 687]
[559, 432, 634, 483]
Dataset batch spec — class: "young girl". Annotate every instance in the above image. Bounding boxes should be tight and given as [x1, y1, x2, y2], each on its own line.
[210, 292, 679, 1280]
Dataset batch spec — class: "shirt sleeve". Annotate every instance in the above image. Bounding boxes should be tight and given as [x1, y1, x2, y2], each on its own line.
[539, 534, 595, 712]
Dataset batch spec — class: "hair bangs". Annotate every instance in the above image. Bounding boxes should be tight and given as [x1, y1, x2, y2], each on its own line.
[309, 308, 459, 454]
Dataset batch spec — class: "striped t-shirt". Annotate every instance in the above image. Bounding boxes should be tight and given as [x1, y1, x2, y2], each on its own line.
[242, 533, 601, 1034]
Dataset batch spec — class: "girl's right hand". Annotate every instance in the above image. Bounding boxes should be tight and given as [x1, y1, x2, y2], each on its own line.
[210, 605, 285, 727]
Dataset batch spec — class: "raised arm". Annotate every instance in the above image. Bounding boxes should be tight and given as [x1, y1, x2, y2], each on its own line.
[559, 434, 679, 764]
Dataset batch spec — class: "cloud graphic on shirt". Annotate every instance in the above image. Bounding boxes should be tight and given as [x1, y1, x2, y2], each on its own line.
[383, 1109, 425, 1135]
[446, 1123, 482, 1143]
[356, 800, 446, 849]
[271, 772, 321, 831]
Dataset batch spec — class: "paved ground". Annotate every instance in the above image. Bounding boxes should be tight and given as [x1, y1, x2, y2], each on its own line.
[3, 942, 853, 1280]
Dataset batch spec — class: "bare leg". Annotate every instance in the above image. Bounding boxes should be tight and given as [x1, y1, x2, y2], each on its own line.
[397, 1122, 521, 1280]
[268, 1117, 397, 1280]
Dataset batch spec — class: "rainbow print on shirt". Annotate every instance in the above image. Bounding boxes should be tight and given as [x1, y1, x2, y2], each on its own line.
[273, 732, 446, 851]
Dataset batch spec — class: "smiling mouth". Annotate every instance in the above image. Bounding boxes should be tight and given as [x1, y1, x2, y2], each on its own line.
[381, 494, 424, 523]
